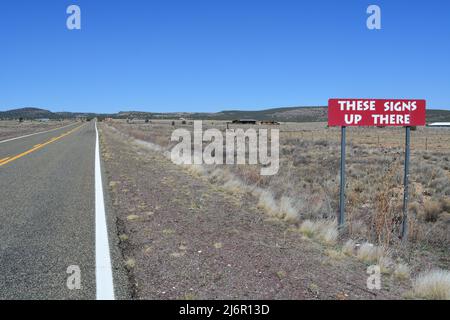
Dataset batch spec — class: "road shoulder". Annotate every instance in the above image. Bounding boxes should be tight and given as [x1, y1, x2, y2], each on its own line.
[98, 124, 132, 300]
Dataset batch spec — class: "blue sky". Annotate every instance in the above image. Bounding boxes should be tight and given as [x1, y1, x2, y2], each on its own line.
[0, 0, 449, 113]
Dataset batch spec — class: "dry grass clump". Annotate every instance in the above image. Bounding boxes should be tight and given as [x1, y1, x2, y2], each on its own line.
[119, 234, 129, 241]
[127, 214, 140, 221]
[299, 219, 338, 245]
[257, 190, 280, 217]
[421, 199, 443, 222]
[393, 263, 410, 281]
[372, 162, 403, 246]
[356, 242, 385, 264]
[299, 220, 317, 238]
[377, 255, 394, 274]
[342, 240, 397, 275]
[208, 168, 228, 184]
[316, 220, 338, 245]
[412, 270, 450, 300]
[186, 164, 207, 177]
[223, 178, 247, 195]
[133, 138, 164, 152]
[239, 166, 263, 186]
[279, 196, 300, 222]
[342, 239, 356, 256]
[124, 258, 136, 270]
[439, 197, 450, 212]
[257, 191, 300, 221]
[325, 249, 345, 260]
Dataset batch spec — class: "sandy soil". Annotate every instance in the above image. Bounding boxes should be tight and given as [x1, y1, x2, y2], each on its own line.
[99, 123, 410, 300]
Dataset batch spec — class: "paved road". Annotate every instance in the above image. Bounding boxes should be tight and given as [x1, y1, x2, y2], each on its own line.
[0, 122, 125, 300]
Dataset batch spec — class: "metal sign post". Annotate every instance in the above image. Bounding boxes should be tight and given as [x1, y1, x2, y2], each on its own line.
[401, 126, 411, 241]
[328, 99, 426, 239]
[339, 126, 346, 228]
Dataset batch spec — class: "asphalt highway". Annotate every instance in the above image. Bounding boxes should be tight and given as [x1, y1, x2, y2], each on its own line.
[0, 122, 126, 300]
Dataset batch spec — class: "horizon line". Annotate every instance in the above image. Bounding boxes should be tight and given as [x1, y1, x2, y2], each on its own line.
[1, 104, 449, 114]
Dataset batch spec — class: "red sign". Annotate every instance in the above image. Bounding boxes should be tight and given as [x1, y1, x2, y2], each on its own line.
[328, 99, 426, 127]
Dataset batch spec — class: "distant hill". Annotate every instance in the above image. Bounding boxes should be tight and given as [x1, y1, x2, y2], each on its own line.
[119, 106, 450, 123]
[0, 108, 110, 120]
[425, 109, 450, 123]
[117, 106, 328, 122]
[0, 107, 56, 120]
[1, 106, 450, 123]
[198, 106, 328, 122]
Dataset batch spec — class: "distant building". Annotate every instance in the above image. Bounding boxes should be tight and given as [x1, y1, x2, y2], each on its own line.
[428, 122, 450, 127]
[232, 119, 258, 125]
[76, 115, 87, 121]
[36, 118, 50, 122]
[260, 120, 280, 125]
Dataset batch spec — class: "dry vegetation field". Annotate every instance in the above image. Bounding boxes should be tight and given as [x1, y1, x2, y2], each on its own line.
[0, 120, 74, 141]
[100, 119, 450, 299]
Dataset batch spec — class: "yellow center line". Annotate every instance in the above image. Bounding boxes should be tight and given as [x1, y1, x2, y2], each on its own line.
[0, 125, 85, 168]
[0, 157, 11, 164]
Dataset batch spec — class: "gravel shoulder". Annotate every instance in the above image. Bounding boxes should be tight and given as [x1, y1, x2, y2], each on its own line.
[99, 123, 409, 300]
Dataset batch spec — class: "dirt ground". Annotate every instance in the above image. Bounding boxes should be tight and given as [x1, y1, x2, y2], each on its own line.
[105, 120, 450, 273]
[0, 120, 75, 141]
[99, 123, 410, 299]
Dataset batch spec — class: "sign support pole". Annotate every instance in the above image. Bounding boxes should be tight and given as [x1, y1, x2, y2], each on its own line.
[339, 126, 346, 228]
[401, 126, 411, 241]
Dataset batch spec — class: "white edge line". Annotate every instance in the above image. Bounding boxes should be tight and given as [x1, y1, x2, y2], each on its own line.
[0, 122, 78, 144]
[95, 121, 115, 300]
